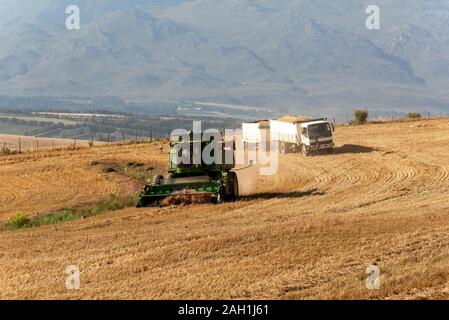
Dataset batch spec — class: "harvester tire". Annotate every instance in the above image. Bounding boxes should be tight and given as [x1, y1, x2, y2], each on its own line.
[152, 175, 164, 186]
[225, 171, 239, 201]
[136, 197, 147, 208]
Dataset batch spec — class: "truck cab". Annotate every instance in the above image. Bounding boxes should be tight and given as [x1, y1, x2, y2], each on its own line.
[300, 120, 334, 156]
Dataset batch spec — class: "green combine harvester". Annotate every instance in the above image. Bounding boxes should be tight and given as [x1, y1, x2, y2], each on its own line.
[137, 133, 239, 207]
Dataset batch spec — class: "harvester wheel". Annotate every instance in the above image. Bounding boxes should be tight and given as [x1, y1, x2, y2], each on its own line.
[152, 175, 164, 186]
[225, 171, 239, 201]
[136, 195, 148, 208]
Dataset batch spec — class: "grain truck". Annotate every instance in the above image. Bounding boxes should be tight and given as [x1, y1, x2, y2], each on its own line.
[270, 116, 334, 156]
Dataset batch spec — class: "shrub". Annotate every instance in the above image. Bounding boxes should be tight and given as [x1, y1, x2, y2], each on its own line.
[102, 166, 117, 173]
[1, 194, 137, 231]
[32, 210, 78, 226]
[9, 212, 30, 228]
[354, 110, 369, 125]
[0, 145, 14, 155]
[96, 194, 136, 212]
[127, 161, 144, 168]
[406, 112, 422, 119]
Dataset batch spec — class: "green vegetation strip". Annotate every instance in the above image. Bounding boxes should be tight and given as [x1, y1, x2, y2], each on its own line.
[1, 194, 137, 231]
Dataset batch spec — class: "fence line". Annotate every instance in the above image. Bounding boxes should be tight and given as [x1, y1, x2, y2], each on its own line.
[0, 137, 78, 152]
[0, 134, 158, 154]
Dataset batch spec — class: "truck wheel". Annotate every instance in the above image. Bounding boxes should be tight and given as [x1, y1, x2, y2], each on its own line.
[302, 145, 309, 156]
[280, 142, 287, 154]
[152, 175, 164, 186]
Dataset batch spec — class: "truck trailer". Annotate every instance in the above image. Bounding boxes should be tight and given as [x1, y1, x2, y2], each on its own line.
[242, 120, 270, 150]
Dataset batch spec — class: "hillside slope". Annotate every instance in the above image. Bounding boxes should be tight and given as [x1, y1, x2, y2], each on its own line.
[0, 0, 449, 115]
[0, 119, 448, 299]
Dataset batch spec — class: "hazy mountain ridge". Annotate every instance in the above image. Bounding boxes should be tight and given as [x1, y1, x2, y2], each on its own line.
[0, 0, 448, 117]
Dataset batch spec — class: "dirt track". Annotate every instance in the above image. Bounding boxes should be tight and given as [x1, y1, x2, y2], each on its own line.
[0, 119, 448, 299]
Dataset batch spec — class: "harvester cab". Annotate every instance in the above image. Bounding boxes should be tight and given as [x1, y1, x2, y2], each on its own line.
[137, 132, 239, 207]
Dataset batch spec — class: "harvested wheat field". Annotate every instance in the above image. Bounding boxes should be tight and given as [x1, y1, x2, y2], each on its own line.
[0, 119, 448, 300]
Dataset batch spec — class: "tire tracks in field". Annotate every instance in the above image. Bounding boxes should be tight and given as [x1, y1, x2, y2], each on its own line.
[254, 147, 436, 213]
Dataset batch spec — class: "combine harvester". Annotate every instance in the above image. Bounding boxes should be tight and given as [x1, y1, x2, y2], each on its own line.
[137, 133, 239, 207]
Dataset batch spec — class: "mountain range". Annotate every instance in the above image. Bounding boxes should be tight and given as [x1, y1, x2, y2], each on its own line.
[0, 0, 448, 118]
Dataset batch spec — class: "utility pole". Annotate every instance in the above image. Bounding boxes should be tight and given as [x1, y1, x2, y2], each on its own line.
[18, 137, 21, 153]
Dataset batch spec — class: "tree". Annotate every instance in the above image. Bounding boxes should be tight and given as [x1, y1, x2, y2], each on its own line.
[354, 110, 369, 125]
[406, 112, 421, 119]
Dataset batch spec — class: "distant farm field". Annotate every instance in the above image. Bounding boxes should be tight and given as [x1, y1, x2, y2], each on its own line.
[0, 115, 79, 125]
[0, 134, 94, 151]
[0, 124, 37, 136]
[0, 119, 448, 299]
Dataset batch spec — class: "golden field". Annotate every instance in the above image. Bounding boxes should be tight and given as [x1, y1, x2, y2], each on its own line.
[0, 118, 448, 299]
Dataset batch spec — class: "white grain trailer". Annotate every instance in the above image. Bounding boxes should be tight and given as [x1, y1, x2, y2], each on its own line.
[242, 120, 270, 149]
